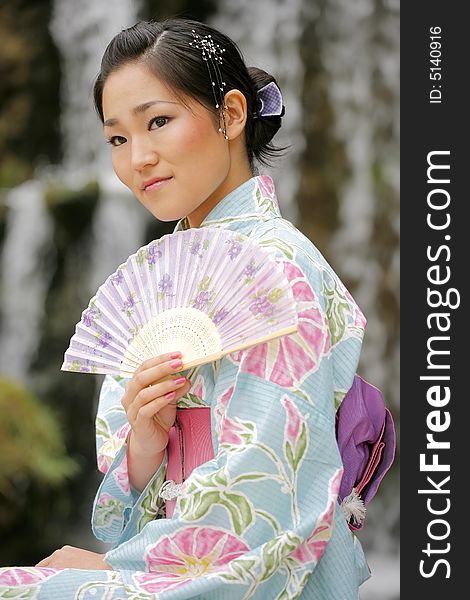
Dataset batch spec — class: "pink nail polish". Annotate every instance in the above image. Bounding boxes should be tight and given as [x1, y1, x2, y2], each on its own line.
[173, 377, 186, 386]
[170, 351, 182, 359]
[164, 391, 176, 400]
[170, 359, 182, 369]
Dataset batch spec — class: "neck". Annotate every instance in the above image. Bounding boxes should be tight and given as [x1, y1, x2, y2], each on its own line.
[186, 161, 254, 228]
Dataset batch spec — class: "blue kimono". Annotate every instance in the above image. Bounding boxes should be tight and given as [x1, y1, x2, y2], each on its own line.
[0, 175, 371, 598]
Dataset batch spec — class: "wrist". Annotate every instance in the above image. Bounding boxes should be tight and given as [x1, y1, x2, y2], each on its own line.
[127, 430, 167, 459]
[101, 555, 113, 570]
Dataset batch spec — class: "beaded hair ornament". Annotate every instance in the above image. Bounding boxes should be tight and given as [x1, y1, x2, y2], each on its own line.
[189, 29, 285, 139]
[189, 30, 229, 139]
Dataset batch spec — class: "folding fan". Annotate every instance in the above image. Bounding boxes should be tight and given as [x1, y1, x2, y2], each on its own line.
[61, 227, 298, 377]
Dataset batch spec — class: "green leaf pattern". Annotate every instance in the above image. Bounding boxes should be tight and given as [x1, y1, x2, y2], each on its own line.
[137, 466, 167, 532]
[284, 421, 308, 473]
[0, 588, 37, 600]
[178, 468, 255, 536]
[260, 531, 303, 582]
[323, 278, 352, 346]
[96, 416, 111, 441]
[94, 496, 126, 529]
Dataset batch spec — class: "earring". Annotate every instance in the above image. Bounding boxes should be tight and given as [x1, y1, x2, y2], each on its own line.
[218, 104, 229, 140]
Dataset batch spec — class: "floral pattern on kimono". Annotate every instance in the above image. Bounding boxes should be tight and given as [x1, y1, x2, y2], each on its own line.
[0, 175, 370, 599]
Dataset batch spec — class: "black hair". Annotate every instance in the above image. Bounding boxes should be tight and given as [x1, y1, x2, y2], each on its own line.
[92, 18, 288, 169]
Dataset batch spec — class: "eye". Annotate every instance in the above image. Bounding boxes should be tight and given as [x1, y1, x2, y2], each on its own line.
[149, 116, 169, 129]
[106, 136, 126, 147]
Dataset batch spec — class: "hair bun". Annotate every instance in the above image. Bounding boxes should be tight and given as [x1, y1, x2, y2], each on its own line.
[247, 67, 285, 162]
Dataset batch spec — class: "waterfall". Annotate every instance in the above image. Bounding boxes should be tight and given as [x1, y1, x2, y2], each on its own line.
[0, 181, 52, 380]
[211, 0, 305, 224]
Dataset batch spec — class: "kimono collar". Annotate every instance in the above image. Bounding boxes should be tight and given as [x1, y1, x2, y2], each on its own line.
[174, 174, 282, 232]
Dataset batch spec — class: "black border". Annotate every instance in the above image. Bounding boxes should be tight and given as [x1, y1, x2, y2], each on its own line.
[401, 3, 466, 595]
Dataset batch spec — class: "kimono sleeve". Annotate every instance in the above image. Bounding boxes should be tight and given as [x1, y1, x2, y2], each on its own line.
[91, 375, 168, 544]
[102, 257, 363, 598]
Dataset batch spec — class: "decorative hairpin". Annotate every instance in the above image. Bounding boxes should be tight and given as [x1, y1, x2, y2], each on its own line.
[253, 81, 285, 119]
[189, 30, 229, 139]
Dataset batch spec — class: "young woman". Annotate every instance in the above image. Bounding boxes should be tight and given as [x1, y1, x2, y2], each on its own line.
[0, 18, 372, 598]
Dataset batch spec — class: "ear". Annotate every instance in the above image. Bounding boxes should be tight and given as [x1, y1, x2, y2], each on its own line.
[222, 89, 248, 140]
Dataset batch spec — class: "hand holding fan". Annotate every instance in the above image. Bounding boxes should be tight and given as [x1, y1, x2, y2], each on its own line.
[61, 227, 298, 376]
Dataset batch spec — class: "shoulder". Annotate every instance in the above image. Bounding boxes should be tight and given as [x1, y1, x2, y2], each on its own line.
[250, 217, 347, 298]
[250, 216, 367, 343]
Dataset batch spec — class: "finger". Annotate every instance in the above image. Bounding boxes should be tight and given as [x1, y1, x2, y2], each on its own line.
[137, 395, 178, 425]
[128, 379, 190, 430]
[144, 380, 191, 422]
[138, 351, 182, 373]
[35, 555, 52, 567]
[132, 354, 184, 392]
[127, 377, 188, 424]
[123, 352, 183, 410]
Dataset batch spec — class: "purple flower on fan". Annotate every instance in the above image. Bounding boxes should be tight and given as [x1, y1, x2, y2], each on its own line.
[193, 290, 210, 310]
[111, 270, 124, 286]
[227, 240, 242, 260]
[98, 331, 112, 348]
[158, 274, 173, 294]
[123, 294, 135, 310]
[213, 307, 229, 325]
[80, 365, 91, 373]
[244, 261, 257, 279]
[249, 294, 274, 318]
[147, 245, 162, 264]
[190, 238, 202, 256]
[83, 308, 98, 327]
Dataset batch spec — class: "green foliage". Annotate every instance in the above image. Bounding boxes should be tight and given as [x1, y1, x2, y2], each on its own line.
[0, 377, 78, 492]
[0, 156, 32, 189]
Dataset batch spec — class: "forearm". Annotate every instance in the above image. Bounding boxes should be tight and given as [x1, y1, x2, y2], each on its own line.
[127, 432, 166, 492]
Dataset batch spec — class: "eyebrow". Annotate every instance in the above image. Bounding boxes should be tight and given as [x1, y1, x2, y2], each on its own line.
[103, 100, 179, 127]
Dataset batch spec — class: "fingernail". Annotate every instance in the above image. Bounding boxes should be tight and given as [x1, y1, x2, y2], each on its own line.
[170, 351, 182, 359]
[173, 377, 186, 386]
[164, 391, 176, 400]
[170, 359, 182, 369]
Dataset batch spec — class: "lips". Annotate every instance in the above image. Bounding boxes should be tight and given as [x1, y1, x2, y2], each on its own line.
[142, 176, 172, 191]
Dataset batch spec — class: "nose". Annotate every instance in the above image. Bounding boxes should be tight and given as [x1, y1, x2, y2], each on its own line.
[130, 136, 159, 171]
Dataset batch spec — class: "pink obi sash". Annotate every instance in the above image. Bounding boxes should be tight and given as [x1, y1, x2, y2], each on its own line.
[163, 407, 214, 518]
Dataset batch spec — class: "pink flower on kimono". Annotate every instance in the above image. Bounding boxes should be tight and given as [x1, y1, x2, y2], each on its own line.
[290, 468, 342, 565]
[219, 414, 255, 448]
[232, 261, 330, 388]
[281, 396, 302, 446]
[97, 422, 131, 474]
[0, 567, 60, 586]
[344, 287, 367, 330]
[134, 526, 250, 593]
[281, 395, 309, 473]
[190, 373, 205, 401]
[213, 384, 235, 431]
[112, 453, 130, 494]
[97, 491, 111, 503]
[97, 452, 110, 475]
[257, 175, 276, 202]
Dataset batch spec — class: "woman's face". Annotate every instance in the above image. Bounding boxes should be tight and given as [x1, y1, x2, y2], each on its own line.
[102, 62, 234, 224]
